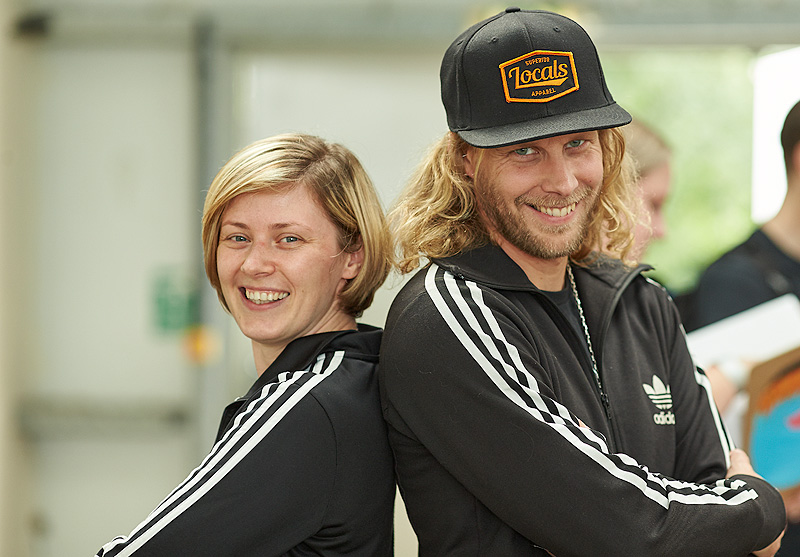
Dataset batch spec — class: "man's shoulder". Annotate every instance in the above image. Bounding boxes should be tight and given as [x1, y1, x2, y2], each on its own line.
[384, 259, 523, 341]
[389, 263, 469, 313]
[432, 244, 534, 288]
[698, 230, 774, 284]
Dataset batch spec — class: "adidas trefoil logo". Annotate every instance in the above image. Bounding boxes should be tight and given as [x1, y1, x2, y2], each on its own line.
[643, 375, 672, 409]
[643, 375, 675, 426]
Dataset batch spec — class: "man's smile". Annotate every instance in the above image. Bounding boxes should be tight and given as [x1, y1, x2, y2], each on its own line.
[531, 202, 577, 218]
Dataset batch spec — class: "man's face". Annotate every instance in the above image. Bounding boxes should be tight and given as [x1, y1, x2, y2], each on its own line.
[464, 131, 605, 262]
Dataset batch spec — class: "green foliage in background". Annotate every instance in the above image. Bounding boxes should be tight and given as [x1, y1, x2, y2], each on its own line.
[603, 48, 757, 293]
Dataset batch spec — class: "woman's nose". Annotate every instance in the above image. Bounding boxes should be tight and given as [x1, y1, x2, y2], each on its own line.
[240, 242, 277, 275]
[651, 213, 667, 240]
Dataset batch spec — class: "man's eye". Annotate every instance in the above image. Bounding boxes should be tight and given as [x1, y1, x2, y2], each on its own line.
[513, 147, 535, 156]
[567, 139, 585, 148]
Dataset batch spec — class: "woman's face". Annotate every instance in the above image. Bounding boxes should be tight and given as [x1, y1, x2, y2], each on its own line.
[632, 161, 671, 259]
[216, 184, 363, 372]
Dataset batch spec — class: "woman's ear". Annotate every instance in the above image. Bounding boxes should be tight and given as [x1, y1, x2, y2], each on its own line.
[341, 238, 364, 280]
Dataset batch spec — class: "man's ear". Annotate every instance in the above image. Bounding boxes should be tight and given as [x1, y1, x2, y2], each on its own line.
[463, 147, 477, 179]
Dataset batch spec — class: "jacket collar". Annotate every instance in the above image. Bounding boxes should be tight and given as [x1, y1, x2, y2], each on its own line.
[252, 323, 381, 390]
[434, 244, 652, 371]
[432, 244, 650, 292]
[216, 324, 381, 442]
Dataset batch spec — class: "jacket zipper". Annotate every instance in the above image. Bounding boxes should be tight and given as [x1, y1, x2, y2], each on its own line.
[592, 266, 647, 450]
[536, 292, 616, 447]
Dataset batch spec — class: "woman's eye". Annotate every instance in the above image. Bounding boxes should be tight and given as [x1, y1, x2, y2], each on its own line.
[279, 235, 301, 244]
[566, 139, 586, 148]
[513, 147, 535, 156]
[220, 233, 248, 243]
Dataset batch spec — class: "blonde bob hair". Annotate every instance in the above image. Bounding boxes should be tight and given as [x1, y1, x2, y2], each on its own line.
[202, 133, 392, 317]
[622, 119, 671, 179]
[390, 129, 637, 273]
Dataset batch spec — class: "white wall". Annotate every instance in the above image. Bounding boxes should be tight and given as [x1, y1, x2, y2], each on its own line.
[17, 39, 200, 555]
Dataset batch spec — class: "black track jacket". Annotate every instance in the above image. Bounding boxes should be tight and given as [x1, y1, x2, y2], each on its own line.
[379, 245, 785, 556]
[98, 325, 395, 557]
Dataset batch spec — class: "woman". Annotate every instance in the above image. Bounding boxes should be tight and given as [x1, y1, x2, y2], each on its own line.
[97, 133, 395, 556]
[622, 118, 672, 260]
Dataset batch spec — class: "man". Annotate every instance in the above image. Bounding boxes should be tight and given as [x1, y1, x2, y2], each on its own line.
[688, 99, 800, 554]
[689, 99, 800, 331]
[379, 8, 785, 556]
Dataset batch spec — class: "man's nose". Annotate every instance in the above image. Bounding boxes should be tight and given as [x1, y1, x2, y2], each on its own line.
[538, 154, 580, 196]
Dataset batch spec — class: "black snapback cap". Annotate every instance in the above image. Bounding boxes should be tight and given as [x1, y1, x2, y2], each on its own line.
[441, 7, 631, 148]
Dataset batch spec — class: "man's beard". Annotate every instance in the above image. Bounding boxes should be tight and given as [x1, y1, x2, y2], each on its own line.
[475, 171, 598, 261]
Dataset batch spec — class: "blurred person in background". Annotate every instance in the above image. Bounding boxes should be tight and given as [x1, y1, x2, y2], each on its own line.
[622, 118, 672, 260]
[96, 133, 395, 556]
[379, 8, 785, 556]
[686, 100, 800, 555]
[689, 100, 800, 332]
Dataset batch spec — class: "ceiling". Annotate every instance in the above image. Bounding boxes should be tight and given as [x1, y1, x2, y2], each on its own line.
[14, 0, 800, 51]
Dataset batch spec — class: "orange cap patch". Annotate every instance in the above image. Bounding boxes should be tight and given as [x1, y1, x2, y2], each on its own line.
[499, 50, 579, 103]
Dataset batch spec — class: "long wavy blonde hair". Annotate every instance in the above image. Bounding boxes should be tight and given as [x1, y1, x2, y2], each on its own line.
[390, 129, 638, 273]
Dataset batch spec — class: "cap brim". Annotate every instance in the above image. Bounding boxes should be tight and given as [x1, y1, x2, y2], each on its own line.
[457, 103, 632, 148]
